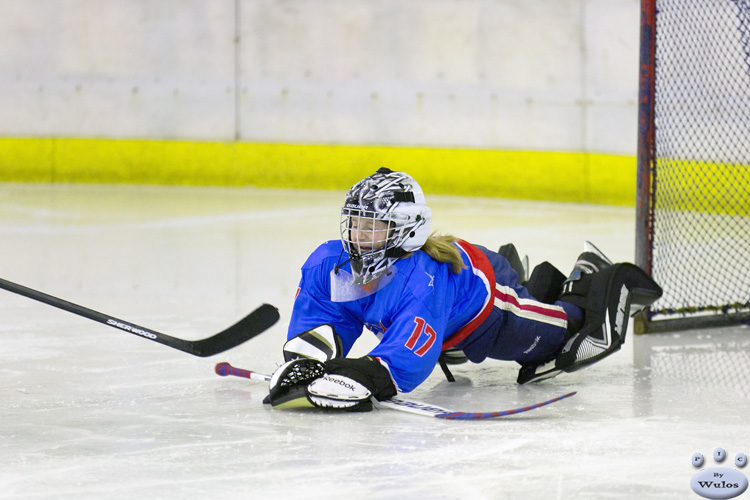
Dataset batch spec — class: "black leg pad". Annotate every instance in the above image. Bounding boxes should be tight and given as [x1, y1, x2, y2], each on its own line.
[555, 263, 662, 373]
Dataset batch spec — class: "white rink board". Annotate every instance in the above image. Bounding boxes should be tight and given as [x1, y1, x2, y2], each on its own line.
[0, 0, 640, 152]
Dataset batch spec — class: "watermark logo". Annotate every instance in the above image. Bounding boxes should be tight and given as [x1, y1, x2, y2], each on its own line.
[690, 448, 748, 499]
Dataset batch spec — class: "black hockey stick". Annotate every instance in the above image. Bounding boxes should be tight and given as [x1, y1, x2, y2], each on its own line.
[0, 277, 279, 357]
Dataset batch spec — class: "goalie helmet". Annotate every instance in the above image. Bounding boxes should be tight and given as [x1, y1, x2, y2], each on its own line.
[340, 168, 432, 285]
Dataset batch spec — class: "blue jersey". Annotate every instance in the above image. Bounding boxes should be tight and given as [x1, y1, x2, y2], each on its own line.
[288, 240, 492, 392]
[288, 239, 570, 392]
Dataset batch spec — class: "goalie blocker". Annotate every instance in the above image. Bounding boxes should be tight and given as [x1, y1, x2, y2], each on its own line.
[266, 325, 397, 411]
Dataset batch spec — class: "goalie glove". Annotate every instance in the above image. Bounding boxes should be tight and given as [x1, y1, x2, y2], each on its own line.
[267, 358, 329, 409]
[312, 356, 398, 410]
[267, 356, 397, 412]
[307, 373, 373, 411]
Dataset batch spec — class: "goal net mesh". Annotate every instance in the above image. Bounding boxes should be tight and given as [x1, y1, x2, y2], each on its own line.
[648, 0, 750, 320]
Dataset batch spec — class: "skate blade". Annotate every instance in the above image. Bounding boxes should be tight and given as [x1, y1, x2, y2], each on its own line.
[583, 240, 614, 266]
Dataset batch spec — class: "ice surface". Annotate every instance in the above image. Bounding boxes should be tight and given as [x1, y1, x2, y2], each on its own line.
[1, 183, 748, 499]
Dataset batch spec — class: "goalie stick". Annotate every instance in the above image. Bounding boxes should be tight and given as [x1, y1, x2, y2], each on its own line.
[0, 277, 279, 357]
[215, 362, 577, 420]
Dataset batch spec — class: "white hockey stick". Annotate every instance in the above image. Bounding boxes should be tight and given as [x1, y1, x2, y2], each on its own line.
[215, 362, 576, 420]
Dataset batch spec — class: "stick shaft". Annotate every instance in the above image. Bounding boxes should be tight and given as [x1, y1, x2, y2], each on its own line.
[0, 277, 279, 357]
[0, 277, 169, 343]
[215, 362, 271, 382]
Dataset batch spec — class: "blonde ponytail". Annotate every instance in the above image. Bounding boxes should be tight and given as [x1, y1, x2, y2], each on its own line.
[420, 233, 467, 274]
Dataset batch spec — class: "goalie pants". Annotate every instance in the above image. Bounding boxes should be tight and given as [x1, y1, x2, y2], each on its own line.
[456, 246, 580, 365]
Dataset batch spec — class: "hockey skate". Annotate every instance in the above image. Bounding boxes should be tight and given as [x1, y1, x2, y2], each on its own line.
[566, 240, 613, 278]
[517, 242, 662, 384]
[497, 243, 529, 283]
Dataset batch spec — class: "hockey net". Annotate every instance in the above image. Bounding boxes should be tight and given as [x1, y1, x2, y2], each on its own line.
[636, 0, 750, 332]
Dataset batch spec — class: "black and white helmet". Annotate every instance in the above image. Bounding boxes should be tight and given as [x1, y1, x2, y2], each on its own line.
[340, 168, 432, 285]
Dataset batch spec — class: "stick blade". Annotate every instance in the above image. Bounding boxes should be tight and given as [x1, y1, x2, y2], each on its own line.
[188, 303, 280, 357]
[435, 391, 577, 420]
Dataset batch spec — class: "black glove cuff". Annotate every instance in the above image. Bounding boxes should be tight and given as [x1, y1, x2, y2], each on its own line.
[326, 356, 397, 401]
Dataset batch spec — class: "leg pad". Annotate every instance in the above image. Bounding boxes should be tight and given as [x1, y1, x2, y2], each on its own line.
[555, 263, 662, 373]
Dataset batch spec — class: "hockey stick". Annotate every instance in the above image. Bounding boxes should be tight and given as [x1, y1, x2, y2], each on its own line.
[215, 362, 576, 420]
[374, 392, 576, 420]
[0, 277, 279, 357]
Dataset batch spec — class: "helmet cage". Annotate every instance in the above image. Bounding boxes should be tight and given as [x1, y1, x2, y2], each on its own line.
[340, 208, 420, 285]
[339, 168, 432, 286]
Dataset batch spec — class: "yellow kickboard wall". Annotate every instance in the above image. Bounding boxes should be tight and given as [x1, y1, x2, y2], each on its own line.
[0, 137, 637, 206]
